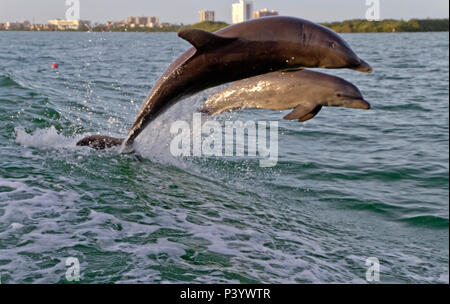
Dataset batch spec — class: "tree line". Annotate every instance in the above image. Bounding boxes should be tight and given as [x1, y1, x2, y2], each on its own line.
[320, 18, 449, 33]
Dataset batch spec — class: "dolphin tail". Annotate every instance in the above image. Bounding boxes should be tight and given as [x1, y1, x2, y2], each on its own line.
[76, 135, 124, 150]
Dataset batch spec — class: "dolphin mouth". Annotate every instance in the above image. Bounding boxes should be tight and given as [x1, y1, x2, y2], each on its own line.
[353, 59, 373, 73]
[353, 99, 371, 110]
[341, 98, 371, 110]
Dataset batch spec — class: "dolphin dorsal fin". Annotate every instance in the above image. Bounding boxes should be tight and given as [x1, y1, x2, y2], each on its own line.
[178, 29, 237, 52]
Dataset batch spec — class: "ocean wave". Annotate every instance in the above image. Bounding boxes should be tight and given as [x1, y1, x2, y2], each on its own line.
[377, 104, 432, 112]
[0, 75, 21, 88]
[399, 215, 449, 229]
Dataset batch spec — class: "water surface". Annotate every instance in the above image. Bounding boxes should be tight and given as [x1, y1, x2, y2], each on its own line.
[0, 31, 448, 283]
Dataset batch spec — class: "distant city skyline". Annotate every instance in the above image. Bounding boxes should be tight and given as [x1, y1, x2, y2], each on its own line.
[0, 0, 448, 24]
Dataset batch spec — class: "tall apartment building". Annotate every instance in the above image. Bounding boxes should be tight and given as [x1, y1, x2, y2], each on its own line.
[136, 17, 148, 25]
[199, 10, 215, 22]
[148, 17, 159, 26]
[232, 0, 253, 24]
[253, 8, 279, 19]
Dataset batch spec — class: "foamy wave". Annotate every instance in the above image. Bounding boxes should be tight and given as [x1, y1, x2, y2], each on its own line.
[15, 126, 80, 148]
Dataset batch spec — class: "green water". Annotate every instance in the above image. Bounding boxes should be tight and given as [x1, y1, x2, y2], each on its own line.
[0, 31, 448, 283]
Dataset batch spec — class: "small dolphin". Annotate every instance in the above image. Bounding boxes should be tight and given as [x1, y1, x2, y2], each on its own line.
[77, 16, 372, 151]
[199, 70, 370, 122]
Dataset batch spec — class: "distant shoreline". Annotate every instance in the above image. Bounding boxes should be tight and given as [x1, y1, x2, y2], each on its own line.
[0, 19, 448, 33]
[321, 18, 449, 33]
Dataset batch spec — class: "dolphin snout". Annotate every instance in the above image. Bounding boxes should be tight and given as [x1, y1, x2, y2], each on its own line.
[353, 99, 371, 110]
[353, 59, 373, 73]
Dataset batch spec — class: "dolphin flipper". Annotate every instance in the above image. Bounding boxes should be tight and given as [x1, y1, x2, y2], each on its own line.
[298, 105, 323, 122]
[283, 104, 320, 121]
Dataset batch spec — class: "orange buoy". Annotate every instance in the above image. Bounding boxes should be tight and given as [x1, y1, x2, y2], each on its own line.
[52, 63, 59, 69]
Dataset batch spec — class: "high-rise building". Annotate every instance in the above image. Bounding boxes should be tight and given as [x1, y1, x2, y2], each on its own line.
[136, 17, 148, 26]
[127, 17, 136, 24]
[199, 10, 215, 22]
[148, 17, 159, 25]
[253, 8, 279, 19]
[232, 0, 253, 24]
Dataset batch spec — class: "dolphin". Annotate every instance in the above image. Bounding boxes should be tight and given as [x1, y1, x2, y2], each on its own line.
[77, 16, 372, 151]
[199, 70, 371, 121]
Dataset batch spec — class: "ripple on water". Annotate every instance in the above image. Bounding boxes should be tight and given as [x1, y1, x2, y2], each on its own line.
[0, 32, 448, 283]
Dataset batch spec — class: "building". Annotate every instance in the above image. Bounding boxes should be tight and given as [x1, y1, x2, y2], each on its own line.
[5, 22, 21, 30]
[127, 17, 137, 24]
[127, 16, 159, 28]
[136, 17, 148, 26]
[48, 19, 90, 30]
[106, 21, 127, 30]
[28, 24, 45, 31]
[232, 0, 253, 24]
[253, 8, 279, 18]
[4, 20, 31, 30]
[147, 17, 159, 27]
[199, 10, 215, 22]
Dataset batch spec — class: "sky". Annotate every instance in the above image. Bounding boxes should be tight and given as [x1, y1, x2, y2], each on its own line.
[0, 0, 449, 24]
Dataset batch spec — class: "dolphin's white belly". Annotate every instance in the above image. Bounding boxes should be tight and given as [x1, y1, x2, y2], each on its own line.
[203, 80, 304, 114]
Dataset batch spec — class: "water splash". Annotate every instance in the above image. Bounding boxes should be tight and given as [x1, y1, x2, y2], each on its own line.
[15, 126, 79, 149]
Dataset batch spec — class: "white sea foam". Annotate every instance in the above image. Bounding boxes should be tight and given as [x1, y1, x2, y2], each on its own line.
[15, 126, 80, 149]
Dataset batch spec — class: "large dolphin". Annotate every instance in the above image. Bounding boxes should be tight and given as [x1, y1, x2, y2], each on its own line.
[199, 70, 370, 122]
[77, 16, 372, 151]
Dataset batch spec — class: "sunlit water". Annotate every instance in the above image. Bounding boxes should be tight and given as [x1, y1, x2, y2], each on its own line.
[0, 31, 448, 284]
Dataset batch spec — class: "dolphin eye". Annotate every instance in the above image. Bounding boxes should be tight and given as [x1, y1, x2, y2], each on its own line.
[336, 93, 342, 97]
